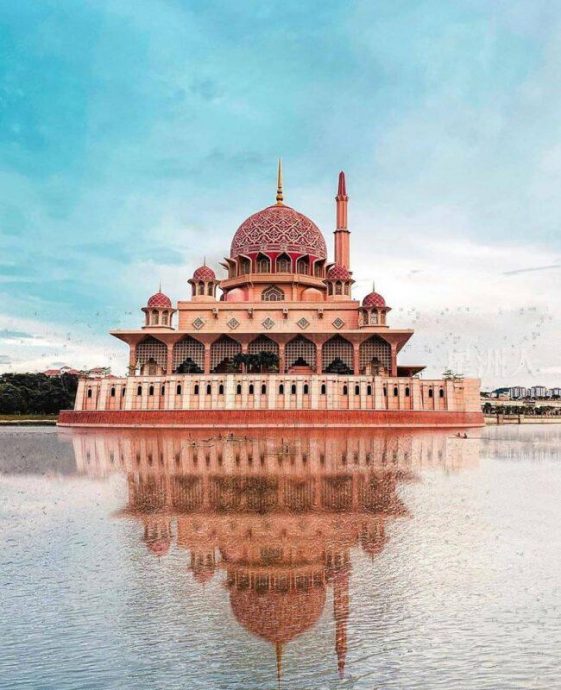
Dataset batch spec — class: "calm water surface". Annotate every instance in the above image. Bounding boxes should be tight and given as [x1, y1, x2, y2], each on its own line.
[1, 425, 560, 689]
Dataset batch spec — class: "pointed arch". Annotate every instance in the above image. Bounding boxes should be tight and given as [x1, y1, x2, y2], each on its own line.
[262, 285, 285, 302]
[285, 336, 316, 370]
[256, 252, 271, 273]
[322, 335, 353, 374]
[173, 336, 204, 372]
[276, 253, 291, 273]
[359, 336, 391, 373]
[137, 336, 167, 374]
[211, 336, 241, 372]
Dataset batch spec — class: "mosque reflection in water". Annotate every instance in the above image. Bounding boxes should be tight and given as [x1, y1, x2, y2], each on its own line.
[68, 428, 479, 682]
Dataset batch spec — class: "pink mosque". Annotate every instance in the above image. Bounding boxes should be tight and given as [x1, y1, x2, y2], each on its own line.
[60, 165, 482, 428]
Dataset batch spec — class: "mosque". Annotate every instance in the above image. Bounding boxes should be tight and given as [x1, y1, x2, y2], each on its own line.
[60, 164, 482, 427]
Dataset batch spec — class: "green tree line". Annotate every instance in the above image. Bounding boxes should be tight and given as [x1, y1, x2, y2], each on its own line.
[0, 373, 78, 415]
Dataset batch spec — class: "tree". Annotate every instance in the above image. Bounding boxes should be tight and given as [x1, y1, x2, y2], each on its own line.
[175, 358, 203, 374]
[325, 358, 353, 375]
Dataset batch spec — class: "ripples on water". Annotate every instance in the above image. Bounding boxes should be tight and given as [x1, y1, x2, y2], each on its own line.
[1, 425, 561, 689]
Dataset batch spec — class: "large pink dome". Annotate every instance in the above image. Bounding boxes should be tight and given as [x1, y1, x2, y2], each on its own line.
[230, 205, 327, 259]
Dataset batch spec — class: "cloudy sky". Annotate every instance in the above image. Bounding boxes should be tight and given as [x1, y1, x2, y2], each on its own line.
[1, 0, 561, 388]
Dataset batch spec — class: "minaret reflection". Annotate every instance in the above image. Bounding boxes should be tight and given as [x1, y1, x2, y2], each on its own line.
[68, 428, 479, 681]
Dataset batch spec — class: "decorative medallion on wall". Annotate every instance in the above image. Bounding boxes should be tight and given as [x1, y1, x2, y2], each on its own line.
[227, 317, 240, 330]
[297, 317, 310, 330]
[192, 317, 205, 330]
[262, 317, 275, 330]
[332, 317, 345, 329]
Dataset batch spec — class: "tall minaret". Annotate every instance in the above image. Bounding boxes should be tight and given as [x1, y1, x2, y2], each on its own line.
[334, 171, 350, 268]
[333, 563, 350, 679]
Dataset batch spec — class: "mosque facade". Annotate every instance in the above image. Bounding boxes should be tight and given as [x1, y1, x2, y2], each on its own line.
[61, 165, 482, 427]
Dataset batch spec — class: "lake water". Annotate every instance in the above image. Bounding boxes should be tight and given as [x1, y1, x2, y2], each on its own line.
[1, 425, 560, 689]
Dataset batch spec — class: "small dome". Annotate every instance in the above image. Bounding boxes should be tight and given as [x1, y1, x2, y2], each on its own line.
[193, 265, 216, 281]
[231, 205, 327, 259]
[302, 287, 323, 302]
[327, 264, 351, 281]
[147, 291, 172, 308]
[362, 291, 386, 308]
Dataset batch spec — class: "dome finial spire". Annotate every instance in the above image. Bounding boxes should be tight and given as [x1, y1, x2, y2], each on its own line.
[275, 642, 283, 688]
[158, 280, 162, 293]
[276, 158, 284, 205]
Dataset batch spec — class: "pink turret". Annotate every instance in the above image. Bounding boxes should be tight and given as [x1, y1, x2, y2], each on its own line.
[334, 171, 350, 269]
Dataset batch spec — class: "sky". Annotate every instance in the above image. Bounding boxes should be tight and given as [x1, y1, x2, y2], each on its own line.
[1, 0, 561, 388]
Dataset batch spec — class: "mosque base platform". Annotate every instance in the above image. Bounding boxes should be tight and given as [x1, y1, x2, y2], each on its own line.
[58, 409, 484, 429]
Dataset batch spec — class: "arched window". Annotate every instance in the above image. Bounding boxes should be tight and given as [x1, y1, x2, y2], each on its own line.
[291, 384, 297, 395]
[428, 389, 434, 398]
[161, 311, 169, 326]
[236, 383, 242, 394]
[322, 336, 353, 374]
[173, 336, 204, 373]
[276, 253, 291, 272]
[313, 261, 323, 278]
[303, 384, 309, 395]
[393, 387, 398, 397]
[219, 384, 224, 395]
[110, 387, 116, 397]
[296, 256, 309, 275]
[354, 385, 360, 395]
[194, 384, 200, 395]
[161, 385, 165, 396]
[176, 384, 182, 395]
[151, 310, 159, 325]
[206, 384, 212, 395]
[383, 387, 387, 397]
[211, 335, 241, 372]
[360, 336, 391, 374]
[405, 387, 410, 397]
[261, 384, 267, 395]
[121, 387, 126, 396]
[286, 336, 316, 370]
[137, 337, 167, 373]
[279, 384, 284, 395]
[248, 384, 254, 395]
[149, 385, 154, 396]
[262, 285, 285, 302]
[239, 257, 251, 275]
[343, 385, 348, 395]
[256, 253, 270, 273]
[137, 385, 142, 396]
[367, 385, 372, 395]
[87, 388, 92, 399]
[321, 384, 326, 395]
[439, 388, 445, 398]
[335, 282, 343, 295]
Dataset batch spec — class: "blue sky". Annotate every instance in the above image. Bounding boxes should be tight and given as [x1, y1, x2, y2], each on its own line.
[1, 0, 561, 386]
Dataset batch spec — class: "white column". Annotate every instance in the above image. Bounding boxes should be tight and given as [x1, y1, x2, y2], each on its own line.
[310, 376, 320, 409]
[225, 375, 235, 409]
[74, 380, 85, 410]
[97, 379, 110, 411]
[267, 375, 277, 410]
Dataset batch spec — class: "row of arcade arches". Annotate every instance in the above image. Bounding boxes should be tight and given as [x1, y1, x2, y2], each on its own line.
[135, 334, 392, 375]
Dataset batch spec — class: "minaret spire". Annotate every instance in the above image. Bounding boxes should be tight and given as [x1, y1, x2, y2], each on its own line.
[334, 171, 350, 269]
[275, 642, 283, 688]
[276, 159, 284, 205]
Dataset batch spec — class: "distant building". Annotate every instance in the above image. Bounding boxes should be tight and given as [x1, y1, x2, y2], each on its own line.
[549, 387, 561, 398]
[529, 386, 548, 399]
[43, 366, 80, 378]
[508, 386, 527, 400]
